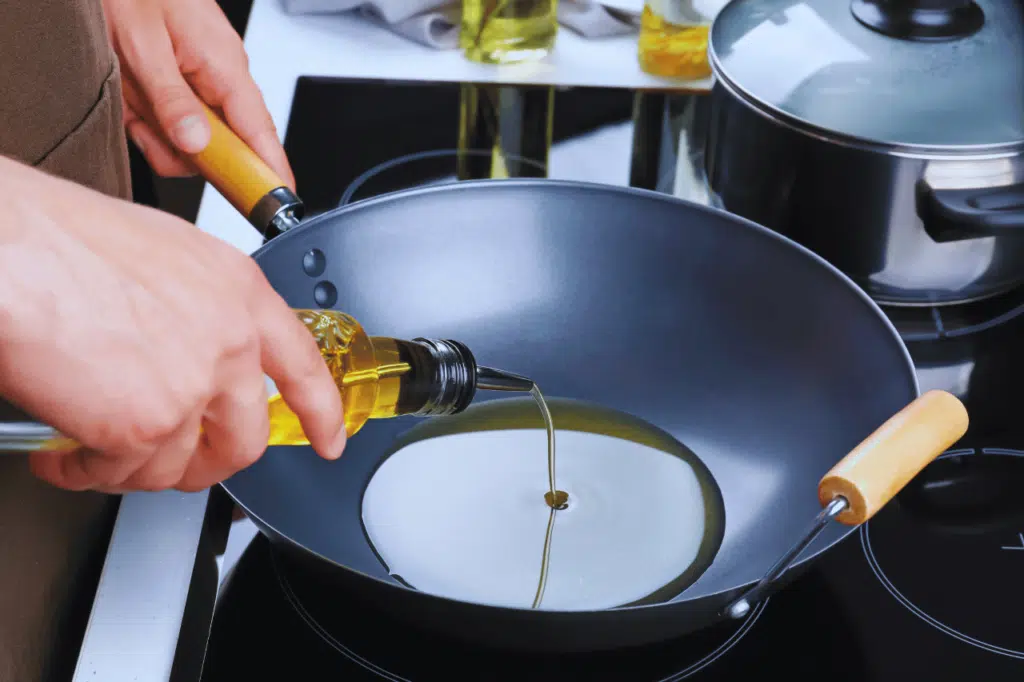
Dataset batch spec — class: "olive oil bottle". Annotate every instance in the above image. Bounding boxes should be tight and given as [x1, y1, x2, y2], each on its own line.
[638, 0, 715, 80]
[460, 0, 559, 65]
[267, 309, 534, 444]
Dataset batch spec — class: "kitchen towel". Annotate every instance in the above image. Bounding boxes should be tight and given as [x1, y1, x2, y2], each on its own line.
[279, 1, 638, 50]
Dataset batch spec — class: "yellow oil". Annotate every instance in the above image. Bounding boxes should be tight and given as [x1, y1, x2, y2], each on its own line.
[529, 383, 566, 607]
[637, 4, 712, 81]
[267, 310, 418, 445]
[460, 0, 559, 65]
[361, 397, 726, 611]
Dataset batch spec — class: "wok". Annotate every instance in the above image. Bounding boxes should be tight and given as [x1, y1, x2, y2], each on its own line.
[0, 107, 969, 652]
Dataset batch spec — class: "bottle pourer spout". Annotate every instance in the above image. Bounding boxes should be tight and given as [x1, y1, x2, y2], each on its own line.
[476, 366, 535, 393]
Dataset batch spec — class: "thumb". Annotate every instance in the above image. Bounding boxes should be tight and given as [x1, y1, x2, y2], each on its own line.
[131, 51, 210, 155]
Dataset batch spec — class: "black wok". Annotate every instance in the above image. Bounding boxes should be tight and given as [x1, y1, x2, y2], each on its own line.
[0, 108, 969, 652]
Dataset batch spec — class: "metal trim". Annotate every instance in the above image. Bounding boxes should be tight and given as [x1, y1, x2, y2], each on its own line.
[72, 490, 211, 682]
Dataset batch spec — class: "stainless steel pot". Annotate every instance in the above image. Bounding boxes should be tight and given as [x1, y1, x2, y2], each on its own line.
[705, 0, 1024, 306]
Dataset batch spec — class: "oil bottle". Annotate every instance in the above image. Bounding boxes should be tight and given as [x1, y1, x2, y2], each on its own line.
[460, 0, 559, 65]
[267, 309, 534, 445]
[637, 0, 719, 80]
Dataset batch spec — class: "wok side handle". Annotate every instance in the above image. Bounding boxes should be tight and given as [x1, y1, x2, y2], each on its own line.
[725, 390, 968, 619]
[189, 103, 304, 240]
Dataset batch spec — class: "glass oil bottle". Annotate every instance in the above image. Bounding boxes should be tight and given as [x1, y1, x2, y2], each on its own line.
[638, 0, 720, 80]
[460, 0, 559, 65]
[266, 309, 534, 445]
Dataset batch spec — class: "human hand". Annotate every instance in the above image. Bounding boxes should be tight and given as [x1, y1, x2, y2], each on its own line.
[0, 156, 344, 493]
[102, 0, 294, 186]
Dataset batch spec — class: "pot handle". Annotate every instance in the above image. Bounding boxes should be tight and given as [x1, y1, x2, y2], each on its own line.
[725, 390, 968, 618]
[188, 103, 305, 240]
[917, 180, 1024, 242]
[816, 389, 969, 525]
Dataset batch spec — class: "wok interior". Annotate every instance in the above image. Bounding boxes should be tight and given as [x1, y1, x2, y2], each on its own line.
[228, 181, 917, 607]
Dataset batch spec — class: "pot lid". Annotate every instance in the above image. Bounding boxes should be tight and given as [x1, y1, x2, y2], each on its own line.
[709, 0, 1024, 150]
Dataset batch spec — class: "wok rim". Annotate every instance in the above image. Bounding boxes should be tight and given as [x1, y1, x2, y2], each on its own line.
[227, 178, 920, 617]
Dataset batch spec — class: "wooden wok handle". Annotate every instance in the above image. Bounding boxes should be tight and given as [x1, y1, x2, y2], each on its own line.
[818, 389, 969, 526]
[188, 103, 304, 235]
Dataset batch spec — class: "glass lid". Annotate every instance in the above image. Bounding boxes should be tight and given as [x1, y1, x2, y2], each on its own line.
[709, 0, 1024, 149]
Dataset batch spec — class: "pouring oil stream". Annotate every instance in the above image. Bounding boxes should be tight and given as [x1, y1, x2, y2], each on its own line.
[476, 368, 567, 608]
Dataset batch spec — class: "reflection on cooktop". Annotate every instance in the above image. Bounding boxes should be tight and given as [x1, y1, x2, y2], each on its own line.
[863, 449, 1024, 659]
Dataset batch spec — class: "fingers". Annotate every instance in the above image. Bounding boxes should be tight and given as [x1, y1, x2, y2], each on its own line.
[29, 368, 272, 495]
[184, 50, 295, 189]
[114, 404, 209, 492]
[253, 289, 346, 461]
[29, 348, 277, 494]
[122, 78, 195, 177]
[127, 119, 195, 178]
[113, 0, 210, 155]
[29, 449, 105, 493]
[29, 408, 203, 493]
[111, 0, 293, 184]
[175, 356, 271, 492]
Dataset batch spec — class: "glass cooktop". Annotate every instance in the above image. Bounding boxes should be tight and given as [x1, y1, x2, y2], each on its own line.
[194, 76, 1024, 681]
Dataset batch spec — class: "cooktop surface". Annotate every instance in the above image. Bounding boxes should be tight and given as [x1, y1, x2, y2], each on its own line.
[197, 76, 1024, 680]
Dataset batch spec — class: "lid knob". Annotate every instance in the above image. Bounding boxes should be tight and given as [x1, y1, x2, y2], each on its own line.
[850, 0, 984, 41]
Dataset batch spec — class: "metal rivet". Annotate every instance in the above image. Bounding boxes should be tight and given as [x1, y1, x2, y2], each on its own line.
[302, 249, 326, 277]
[313, 281, 338, 308]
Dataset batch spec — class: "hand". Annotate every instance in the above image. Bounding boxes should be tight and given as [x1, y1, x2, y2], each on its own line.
[0, 156, 344, 493]
[103, 0, 294, 186]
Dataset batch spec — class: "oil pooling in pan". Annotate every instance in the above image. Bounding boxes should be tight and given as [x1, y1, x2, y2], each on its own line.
[360, 397, 726, 611]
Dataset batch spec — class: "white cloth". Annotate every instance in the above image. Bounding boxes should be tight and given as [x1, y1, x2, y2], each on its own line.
[278, 0, 637, 49]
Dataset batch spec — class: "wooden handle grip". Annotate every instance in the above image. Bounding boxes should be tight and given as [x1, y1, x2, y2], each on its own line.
[189, 103, 287, 220]
[818, 389, 969, 525]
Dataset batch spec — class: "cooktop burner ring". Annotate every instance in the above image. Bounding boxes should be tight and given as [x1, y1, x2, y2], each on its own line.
[860, 448, 1024, 660]
[271, 548, 769, 681]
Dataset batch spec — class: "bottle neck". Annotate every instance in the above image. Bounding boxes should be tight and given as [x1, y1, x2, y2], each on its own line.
[365, 336, 536, 419]
[407, 338, 480, 416]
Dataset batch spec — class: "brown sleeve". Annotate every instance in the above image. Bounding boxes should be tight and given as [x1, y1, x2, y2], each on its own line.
[0, 0, 131, 201]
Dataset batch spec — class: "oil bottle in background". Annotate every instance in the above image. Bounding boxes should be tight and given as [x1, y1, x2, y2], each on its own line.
[266, 310, 534, 445]
[460, 0, 559, 64]
[638, 0, 724, 80]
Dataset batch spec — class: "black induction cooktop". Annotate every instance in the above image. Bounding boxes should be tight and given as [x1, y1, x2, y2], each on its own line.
[193, 76, 1024, 681]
